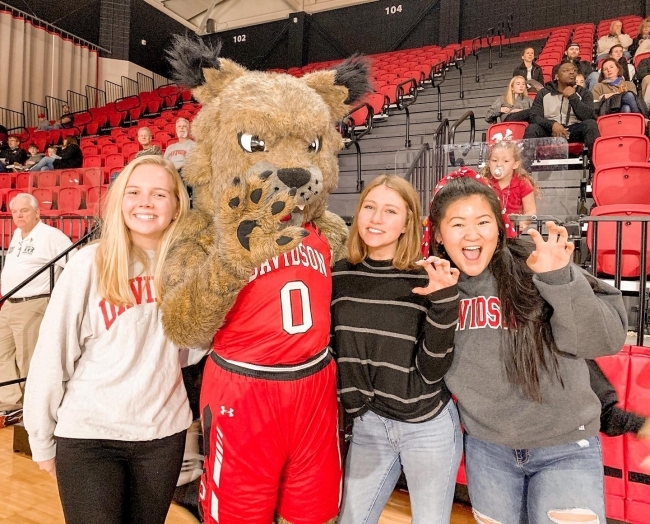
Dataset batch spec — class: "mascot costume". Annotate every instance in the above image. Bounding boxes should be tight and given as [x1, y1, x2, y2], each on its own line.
[162, 35, 371, 524]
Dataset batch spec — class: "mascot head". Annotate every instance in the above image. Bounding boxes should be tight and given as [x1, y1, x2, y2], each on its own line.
[166, 35, 371, 226]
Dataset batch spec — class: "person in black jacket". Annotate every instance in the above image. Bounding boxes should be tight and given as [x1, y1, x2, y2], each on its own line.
[513, 47, 544, 90]
[637, 54, 650, 105]
[562, 43, 594, 78]
[524, 61, 599, 149]
[29, 136, 82, 171]
[0, 136, 28, 172]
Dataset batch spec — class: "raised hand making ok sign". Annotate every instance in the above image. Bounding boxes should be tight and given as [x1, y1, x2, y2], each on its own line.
[526, 221, 575, 274]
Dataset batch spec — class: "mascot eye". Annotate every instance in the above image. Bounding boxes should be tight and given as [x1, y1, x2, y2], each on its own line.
[238, 133, 267, 153]
[308, 137, 322, 153]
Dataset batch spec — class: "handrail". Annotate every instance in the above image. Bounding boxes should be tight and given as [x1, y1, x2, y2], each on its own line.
[403, 143, 433, 213]
[396, 77, 418, 148]
[486, 27, 495, 69]
[449, 110, 476, 144]
[0, 224, 99, 305]
[454, 48, 466, 99]
[472, 37, 481, 83]
[430, 61, 446, 121]
[344, 102, 373, 141]
[433, 119, 449, 184]
[404, 143, 430, 182]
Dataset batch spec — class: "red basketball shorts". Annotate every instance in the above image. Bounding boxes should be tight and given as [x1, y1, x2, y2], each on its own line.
[199, 351, 341, 524]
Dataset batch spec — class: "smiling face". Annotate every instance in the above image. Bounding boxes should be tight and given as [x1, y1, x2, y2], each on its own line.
[602, 60, 619, 80]
[356, 184, 408, 260]
[121, 164, 178, 250]
[435, 195, 500, 276]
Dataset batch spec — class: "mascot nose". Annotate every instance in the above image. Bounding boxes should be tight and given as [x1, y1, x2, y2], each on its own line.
[277, 168, 311, 189]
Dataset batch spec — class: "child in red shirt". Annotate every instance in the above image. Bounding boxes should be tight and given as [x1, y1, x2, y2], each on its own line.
[481, 140, 539, 237]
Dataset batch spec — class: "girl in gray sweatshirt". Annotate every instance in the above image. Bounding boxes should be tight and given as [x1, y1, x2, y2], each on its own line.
[429, 176, 627, 524]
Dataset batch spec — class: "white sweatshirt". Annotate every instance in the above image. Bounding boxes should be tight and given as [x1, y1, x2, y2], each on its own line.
[23, 243, 194, 462]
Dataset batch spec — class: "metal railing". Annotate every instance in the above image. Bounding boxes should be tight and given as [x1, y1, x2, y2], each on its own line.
[395, 77, 418, 148]
[433, 118, 450, 184]
[105, 81, 124, 104]
[472, 37, 481, 83]
[430, 61, 446, 122]
[0, 107, 26, 133]
[454, 48, 466, 100]
[137, 73, 154, 94]
[66, 90, 89, 113]
[122, 76, 139, 98]
[22, 102, 47, 129]
[86, 86, 106, 109]
[45, 95, 68, 122]
[404, 143, 433, 213]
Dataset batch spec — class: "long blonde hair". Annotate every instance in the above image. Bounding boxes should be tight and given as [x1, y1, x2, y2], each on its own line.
[639, 19, 650, 37]
[348, 174, 422, 270]
[95, 155, 190, 306]
[504, 75, 527, 106]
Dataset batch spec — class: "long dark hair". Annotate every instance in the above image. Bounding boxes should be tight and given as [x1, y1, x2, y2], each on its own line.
[430, 177, 563, 402]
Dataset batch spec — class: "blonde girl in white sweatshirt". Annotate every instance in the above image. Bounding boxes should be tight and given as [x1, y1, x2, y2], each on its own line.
[24, 155, 191, 524]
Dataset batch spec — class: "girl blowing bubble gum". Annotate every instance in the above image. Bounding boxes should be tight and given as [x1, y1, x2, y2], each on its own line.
[481, 140, 539, 236]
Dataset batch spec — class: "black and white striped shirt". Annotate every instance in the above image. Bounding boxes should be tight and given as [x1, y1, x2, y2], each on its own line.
[331, 258, 459, 423]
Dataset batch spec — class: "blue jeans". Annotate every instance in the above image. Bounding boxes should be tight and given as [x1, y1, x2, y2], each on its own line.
[465, 434, 606, 524]
[620, 91, 641, 113]
[339, 400, 462, 524]
[586, 71, 600, 91]
[29, 156, 55, 171]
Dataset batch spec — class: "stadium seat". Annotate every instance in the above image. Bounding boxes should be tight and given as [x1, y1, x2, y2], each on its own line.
[82, 145, 99, 156]
[121, 142, 140, 158]
[56, 187, 82, 212]
[115, 135, 133, 147]
[0, 173, 12, 189]
[83, 155, 103, 168]
[110, 128, 129, 138]
[15, 172, 34, 189]
[586, 205, 650, 277]
[101, 143, 120, 155]
[60, 170, 82, 187]
[32, 188, 54, 210]
[105, 154, 125, 173]
[486, 122, 529, 141]
[592, 136, 650, 167]
[85, 185, 109, 214]
[83, 167, 105, 186]
[96, 136, 115, 147]
[598, 114, 646, 137]
[634, 51, 650, 69]
[592, 163, 650, 206]
[37, 171, 57, 188]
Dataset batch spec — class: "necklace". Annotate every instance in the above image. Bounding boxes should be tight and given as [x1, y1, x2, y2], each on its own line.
[499, 183, 512, 215]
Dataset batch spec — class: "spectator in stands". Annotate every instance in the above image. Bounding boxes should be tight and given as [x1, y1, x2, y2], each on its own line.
[586, 44, 636, 89]
[562, 43, 594, 80]
[58, 103, 74, 129]
[512, 47, 544, 90]
[333, 175, 461, 524]
[135, 127, 162, 158]
[23, 155, 194, 524]
[485, 76, 532, 124]
[637, 52, 650, 104]
[429, 176, 626, 524]
[24, 144, 44, 169]
[576, 73, 586, 88]
[524, 62, 599, 150]
[164, 118, 194, 172]
[592, 58, 641, 116]
[36, 113, 57, 131]
[29, 136, 82, 171]
[629, 18, 650, 56]
[0, 193, 73, 410]
[0, 136, 28, 172]
[596, 20, 633, 62]
[0, 124, 7, 148]
[480, 140, 538, 236]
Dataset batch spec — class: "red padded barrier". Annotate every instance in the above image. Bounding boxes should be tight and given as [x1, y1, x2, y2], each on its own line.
[596, 353, 630, 497]
[631, 345, 650, 356]
[625, 355, 650, 504]
[626, 499, 650, 524]
[605, 494, 626, 522]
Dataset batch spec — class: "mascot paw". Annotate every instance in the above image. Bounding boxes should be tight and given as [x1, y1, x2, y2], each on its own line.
[218, 170, 309, 270]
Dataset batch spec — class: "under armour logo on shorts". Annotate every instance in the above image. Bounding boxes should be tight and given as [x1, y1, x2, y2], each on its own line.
[221, 406, 234, 417]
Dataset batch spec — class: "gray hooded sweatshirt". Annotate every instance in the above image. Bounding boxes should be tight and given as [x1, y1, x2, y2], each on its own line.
[444, 263, 627, 449]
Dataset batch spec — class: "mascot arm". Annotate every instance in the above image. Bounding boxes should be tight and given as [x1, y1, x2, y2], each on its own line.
[161, 172, 308, 348]
[313, 211, 349, 265]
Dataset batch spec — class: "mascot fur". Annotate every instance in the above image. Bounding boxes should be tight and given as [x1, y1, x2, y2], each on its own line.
[162, 35, 371, 524]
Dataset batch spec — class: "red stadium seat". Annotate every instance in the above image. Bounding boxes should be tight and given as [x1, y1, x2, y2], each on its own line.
[84, 185, 109, 214]
[82, 145, 98, 156]
[115, 135, 133, 147]
[486, 122, 529, 141]
[37, 171, 57, 188]
[592, 136, 650, 167]
[83, 167, 105, 186]
[634, 51, 650, 69]
[32, 188, 54, 210]
[60, 169, 82, 187]
[104, 154, 125, 172]
[0, 173, 13, 189]
[598, 114, 646, 137]
[101, 143, 120, 155]
[83, 155, 103, 168]
[15, 172, 34, 189]
[592, 163, 650, 206]
[56, 187, 82, 212]
[96, 136, 115, 147]
[586, 205, 650, 277]
[121, 142, 140, 158]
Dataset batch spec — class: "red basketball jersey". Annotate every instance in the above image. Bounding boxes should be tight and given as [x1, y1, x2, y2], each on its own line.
[212, 223, 332, 365]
